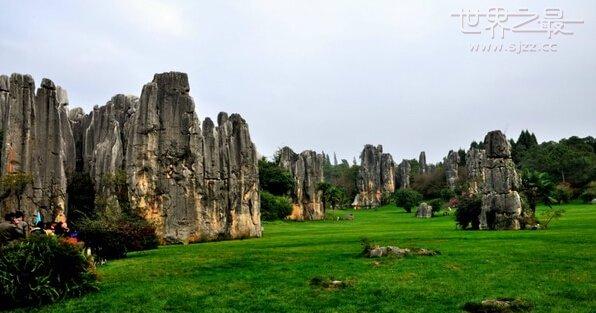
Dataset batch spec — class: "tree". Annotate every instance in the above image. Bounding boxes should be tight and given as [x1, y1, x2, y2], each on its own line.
[393, 189, 422, 213]
[258, 157, 295, 196]
[318, 182, 348, 211]
[455, 194, 482, 230]
[521, 169, 555, 215]
[0, 172, 33, 210]
[260, 191, 293, 221]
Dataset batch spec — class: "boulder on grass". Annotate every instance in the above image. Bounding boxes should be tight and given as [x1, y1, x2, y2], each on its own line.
[416, 202, 433, 218]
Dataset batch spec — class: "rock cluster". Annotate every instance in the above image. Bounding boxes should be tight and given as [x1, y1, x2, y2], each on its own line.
[0, 74, 75, 222]
[367, 246, 439, 258]
[479, 130, 523, 230]
[444, 150, 459, 190]
[352, 145, 395, 208]
[416, 202, 433, 218]
[0, 72, 261, 243]
[396, 159, 411, 189]
[278, 146, 325, 220]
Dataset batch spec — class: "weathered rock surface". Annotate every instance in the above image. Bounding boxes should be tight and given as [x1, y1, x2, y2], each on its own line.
[396, 159, 411, 189]
[0, 74, 75, 222]
[416, 202, 433, 218]
[444, 150, 459, 190]
[465, 148, 486, 194]
[0, 71, 261, 243]
[352, 145, 395, 208]
[418, 151, 428, 174]
[479, 130, 522, 230]
[278, 146, 325, 220]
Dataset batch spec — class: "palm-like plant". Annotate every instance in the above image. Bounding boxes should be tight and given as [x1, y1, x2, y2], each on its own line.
[521, 169, 555, 215]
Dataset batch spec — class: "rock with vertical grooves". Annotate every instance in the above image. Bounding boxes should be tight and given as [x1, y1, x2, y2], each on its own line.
[444, 150, 459, 190]
[479, 130, 522, 230]
[278, 146, 325, 220]
[396, 159, 411, 189]
[418, 151, 428, 174]
[352, 145, 395, 208]
[1, 71, 262, 243]
[465, 148, 486, 194]
[0, 74, 74, 222]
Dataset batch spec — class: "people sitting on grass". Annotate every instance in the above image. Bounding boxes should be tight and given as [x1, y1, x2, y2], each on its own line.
[0, 212, 25, 245]
[0, 210, 79, 245]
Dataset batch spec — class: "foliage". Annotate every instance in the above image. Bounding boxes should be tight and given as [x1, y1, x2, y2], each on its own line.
[76, 214, 158, 260]
[411, 166, 447, 199]
[0, 235, 97, 309]
[67, 172, 97, 225]
[258, 157, 295, 196]
[318, 182, 349, 210]
[521, 169, 555, 214]
[76, 218, 128, 260]
[579, 181, 595, 203]
[323, 161, 359, 202]
[260, 191, 293, 221]
[393, 189, 422, 213]
[427, 198, 444, 213]
[455, 194, 482, 230]
[553, 182, 574, 204]
[0, 172, 33, 207]
[539, 208, 565, 229]
[510, 129, 538, 164]
[517, 136, 596, 190]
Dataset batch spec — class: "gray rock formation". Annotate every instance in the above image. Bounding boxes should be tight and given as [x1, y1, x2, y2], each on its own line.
[418, 151, 428, 174]
[479, 130, 522, 230]
[352, 145, 395, 208]
[278, 146, 325, 220]
[416, 202, 433, 218]
[396, 159, 411, 189]
[465, 147, 486, 194]
[0, 74, 75, 222]
[444, 150, 459, 190]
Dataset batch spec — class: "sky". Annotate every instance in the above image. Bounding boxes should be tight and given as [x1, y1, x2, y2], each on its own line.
[0, 0, 594, 163]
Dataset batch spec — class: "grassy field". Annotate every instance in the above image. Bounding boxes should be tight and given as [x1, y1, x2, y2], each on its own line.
[18, 203, 595, 313]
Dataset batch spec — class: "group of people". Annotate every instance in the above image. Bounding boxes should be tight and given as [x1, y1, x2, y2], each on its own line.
[0, 210, 74, 245]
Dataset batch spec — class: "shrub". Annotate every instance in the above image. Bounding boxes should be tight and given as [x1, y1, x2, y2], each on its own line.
[455, 195, 482, 230]
[439, 188, 456, 201]
[118, 217, 159, 252]
[77, 219, 128, 260]
[553, 182, 574, 204]
[76, 215, 159, 260]
[0, 235, 97, 309]
[260, 191, 293, 221]
[393, 189, 423, 213]
[427, 199, 444, 213]
[539, 208, 565, 229]
[579, 181, 595, 203]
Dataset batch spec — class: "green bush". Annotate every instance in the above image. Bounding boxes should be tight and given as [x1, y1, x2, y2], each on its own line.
[260, 191, 293, 221]
[579, 181, 595, 203]
[553, 182, 574, 204]
[77, 219, 128, 260]
[393, 189, 423, 213]
[77, 215, 159, 260]
[0, 235, 97, 309]
[455, 195, 482, 230]
[427, 199, 444, 213]
[118, 217, 159, 252]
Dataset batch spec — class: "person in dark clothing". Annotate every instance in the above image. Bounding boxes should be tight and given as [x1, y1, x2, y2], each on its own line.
[13, 211, 28, 238]
[0, 213, 22, 245]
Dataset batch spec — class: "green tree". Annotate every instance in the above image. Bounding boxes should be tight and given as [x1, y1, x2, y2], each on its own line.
[260, 191, 293, 221]
[521, 169, 555, 215]
[393, 189, 422, 213]
[258, 157, 295, 196]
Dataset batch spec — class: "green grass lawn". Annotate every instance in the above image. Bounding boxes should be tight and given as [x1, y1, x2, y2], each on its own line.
[18, 204, 595, 313]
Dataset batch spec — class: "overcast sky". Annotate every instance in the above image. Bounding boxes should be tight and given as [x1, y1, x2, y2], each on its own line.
[1, 1, 594, 163]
